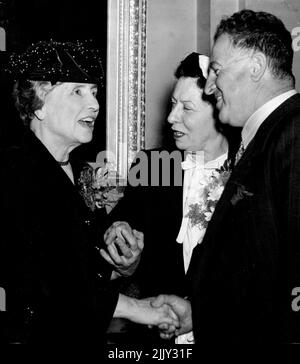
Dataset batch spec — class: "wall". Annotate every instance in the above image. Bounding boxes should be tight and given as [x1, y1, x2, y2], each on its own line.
[145, 0, 300, 149]
[0, 0, 107, 158]
[244, 0, 300, 92]
[197, 0, 211, 56]
[145, 0, 198, 149]
[210, 0, 241, 45]
[0, 27, 5, 50]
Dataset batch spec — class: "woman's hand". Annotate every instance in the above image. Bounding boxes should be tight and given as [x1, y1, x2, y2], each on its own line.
[114, 294, 179, 329]
[101, 221, 144, 277]
[131, 298, 179, 328]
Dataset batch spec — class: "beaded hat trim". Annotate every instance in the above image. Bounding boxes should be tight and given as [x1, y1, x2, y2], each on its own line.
[5, 40, 104, 87]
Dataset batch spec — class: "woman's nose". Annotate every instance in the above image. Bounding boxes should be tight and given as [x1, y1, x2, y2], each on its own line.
[88, 96, 100, 114]
[167, 106, 180, 124]
[204, 71, 216, 95]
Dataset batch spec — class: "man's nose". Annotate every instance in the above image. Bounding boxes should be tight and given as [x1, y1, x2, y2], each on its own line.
[204, 71, 216, 95]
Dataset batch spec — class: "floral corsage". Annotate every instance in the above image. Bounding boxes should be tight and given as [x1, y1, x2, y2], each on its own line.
[78, 161, 124, 213]
[186, 158, 232, 230]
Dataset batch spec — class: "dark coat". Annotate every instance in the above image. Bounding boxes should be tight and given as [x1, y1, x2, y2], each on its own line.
[187, 93, 300, 343]
[108, 149, 187, 298]
[0, 131, 118, 344]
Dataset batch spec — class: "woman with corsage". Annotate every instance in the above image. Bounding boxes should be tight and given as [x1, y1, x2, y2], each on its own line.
[103, 52, 240, 343]
[0, 40, 178, 344]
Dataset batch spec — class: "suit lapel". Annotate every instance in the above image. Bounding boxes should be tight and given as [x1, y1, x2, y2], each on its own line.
[237, 93, 300, 170]
[187, 93, 300, 278]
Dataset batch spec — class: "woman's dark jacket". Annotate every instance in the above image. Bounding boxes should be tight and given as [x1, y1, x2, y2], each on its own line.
[0, 131, 118, 344]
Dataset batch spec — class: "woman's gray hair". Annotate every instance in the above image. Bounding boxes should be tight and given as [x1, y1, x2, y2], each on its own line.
[13, 80, 56, 126]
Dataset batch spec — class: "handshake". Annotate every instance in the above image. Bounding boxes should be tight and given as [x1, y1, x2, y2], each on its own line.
[137, 294, 192, 340]
[116, 293, 193, 340]
[101, 221, 193, 340]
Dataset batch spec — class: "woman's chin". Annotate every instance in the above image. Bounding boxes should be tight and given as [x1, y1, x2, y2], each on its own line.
[77, 134, 93, 145]
[174, 139, 187, 150]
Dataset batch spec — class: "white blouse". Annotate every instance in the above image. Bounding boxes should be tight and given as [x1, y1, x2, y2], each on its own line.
[176, 151, 228, 344]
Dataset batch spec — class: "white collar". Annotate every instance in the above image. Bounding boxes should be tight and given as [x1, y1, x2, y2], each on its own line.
[242, 89, 297, 148]
[182, 151, 227, 170]
[204, 152, 227, 169]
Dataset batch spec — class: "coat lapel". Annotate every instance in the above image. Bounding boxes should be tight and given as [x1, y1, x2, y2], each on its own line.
[22, 130, 89, 213]
[187, 93, 300, 278]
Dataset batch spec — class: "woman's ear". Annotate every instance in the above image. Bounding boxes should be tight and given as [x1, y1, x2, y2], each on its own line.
[250, 52, 267, 82]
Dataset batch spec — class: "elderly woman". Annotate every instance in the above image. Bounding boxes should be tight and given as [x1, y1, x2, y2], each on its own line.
[0, 40, 178, 344]
[102, 52, 239, 343]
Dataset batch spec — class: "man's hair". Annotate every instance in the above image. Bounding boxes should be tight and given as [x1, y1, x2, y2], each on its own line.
[214, 9, 294, 82]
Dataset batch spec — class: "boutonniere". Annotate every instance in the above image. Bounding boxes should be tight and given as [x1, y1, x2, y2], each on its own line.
[186, 158, 232, 230]
[230, 184, 254, 206]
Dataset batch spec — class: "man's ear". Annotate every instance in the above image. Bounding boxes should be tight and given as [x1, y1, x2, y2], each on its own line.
[250, 52, 267, 82]
[34, 105, 46, 120]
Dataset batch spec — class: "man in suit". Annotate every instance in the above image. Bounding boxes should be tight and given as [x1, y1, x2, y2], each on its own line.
[152, 9, 300, 343]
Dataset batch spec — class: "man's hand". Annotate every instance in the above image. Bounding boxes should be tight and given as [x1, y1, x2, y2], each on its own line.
[114, 294, 179, 329]
[151, 294, 192, 339]
[100, 221, 144, 277]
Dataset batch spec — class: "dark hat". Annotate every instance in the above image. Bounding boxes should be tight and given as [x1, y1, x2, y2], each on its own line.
[5, 40, 104, 86]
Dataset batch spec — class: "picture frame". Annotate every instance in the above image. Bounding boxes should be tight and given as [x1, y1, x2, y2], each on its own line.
[106, 0, 147, 182]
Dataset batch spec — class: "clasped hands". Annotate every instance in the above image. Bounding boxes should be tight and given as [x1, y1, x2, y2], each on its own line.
[101, 221, 144, 277]
[101, 222, 192, 338]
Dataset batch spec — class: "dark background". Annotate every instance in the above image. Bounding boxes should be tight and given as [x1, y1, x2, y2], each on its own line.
[0, 0, 107, 161]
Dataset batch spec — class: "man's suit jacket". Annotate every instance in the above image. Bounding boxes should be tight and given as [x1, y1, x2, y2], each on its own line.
[188, 93, 300, 343]
[0, 131, 118, 343]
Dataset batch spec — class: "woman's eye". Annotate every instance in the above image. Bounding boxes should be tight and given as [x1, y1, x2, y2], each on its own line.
[73, 88, 82, 96]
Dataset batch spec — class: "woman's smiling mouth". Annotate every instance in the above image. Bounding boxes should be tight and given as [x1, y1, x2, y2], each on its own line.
[172, 130, 186, 138]
[78, 117, 95, 129]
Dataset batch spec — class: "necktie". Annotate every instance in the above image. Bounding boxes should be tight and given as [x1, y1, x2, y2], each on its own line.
[235, 141, 245, 165]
